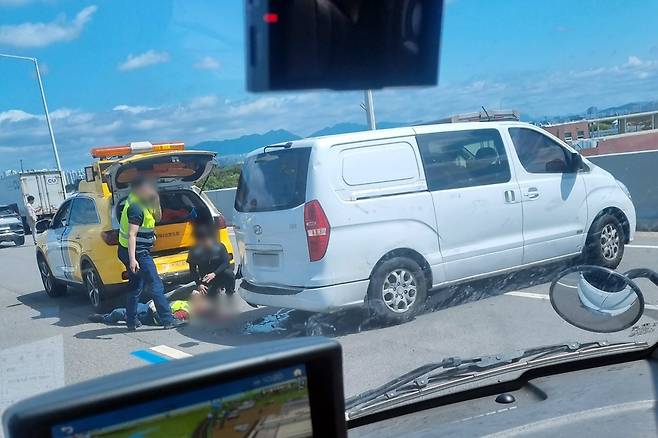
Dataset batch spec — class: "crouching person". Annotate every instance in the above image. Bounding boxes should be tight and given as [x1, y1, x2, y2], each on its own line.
[187, 224, 235, 298]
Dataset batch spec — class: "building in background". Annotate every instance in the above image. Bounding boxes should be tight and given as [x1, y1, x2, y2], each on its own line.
[65, 169, 85, 188]
[542, 109, 658, 156]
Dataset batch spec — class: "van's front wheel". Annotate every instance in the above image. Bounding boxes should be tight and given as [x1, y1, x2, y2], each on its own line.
[584, 214, 625, 269]
[367, 257, 427, 324]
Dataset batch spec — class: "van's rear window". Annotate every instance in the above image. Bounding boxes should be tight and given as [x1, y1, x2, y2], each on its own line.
[235, 148, 311, 212]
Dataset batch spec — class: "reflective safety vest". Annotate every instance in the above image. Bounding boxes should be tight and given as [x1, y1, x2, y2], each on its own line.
[171, 300, 190, 314]
[118, 192, 156, 250]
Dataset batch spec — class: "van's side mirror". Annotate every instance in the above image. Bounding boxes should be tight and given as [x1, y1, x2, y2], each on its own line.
[35, 219, 51, 234]
[570, 153, 584, 172]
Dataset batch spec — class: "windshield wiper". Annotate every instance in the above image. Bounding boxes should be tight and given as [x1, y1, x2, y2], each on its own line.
[345, 340, 647, 420]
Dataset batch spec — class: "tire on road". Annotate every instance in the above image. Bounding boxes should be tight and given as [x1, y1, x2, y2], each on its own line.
[38, 255, 66, 297]
[367, 256, 427, 324]
[584, 213, 625, 269]
[83, 264, 107, 312]
[14, 236, 25, 246]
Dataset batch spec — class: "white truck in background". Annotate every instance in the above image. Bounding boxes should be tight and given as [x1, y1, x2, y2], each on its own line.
[0, 171, 65, 226]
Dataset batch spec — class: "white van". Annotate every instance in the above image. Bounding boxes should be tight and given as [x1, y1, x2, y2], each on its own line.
[233, 122, 636, 323]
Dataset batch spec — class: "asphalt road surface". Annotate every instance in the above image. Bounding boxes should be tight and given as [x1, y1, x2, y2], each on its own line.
[2, 232, 658, 423]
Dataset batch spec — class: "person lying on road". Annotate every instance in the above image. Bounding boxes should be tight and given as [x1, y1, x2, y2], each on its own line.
[88, 299, 195, 327]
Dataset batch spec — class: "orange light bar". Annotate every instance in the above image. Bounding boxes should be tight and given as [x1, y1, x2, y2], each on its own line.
[91, 141, 184, 158]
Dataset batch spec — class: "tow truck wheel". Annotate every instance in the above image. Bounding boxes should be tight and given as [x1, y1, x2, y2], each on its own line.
[83, 265, 106, 311]
[38, 256, 66, 297]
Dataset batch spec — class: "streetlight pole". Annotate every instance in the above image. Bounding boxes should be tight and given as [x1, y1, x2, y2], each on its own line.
[0, 53, 67, 197]
[363, 90, 376, 130]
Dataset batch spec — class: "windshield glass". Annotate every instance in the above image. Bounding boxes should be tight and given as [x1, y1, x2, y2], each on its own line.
[2, 0, 658, 428]
[0, 207, 17, 217]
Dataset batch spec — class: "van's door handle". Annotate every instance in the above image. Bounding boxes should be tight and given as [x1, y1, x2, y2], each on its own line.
[524, 187, 540, 199]
[72, 235, 81, 240]
[504, 190, 517, 203]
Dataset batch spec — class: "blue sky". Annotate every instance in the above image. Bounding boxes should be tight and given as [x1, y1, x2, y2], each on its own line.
[1, 0, 658, 171]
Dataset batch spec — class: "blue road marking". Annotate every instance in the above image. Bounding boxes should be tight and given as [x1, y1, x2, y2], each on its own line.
[131, 349, 170, 364]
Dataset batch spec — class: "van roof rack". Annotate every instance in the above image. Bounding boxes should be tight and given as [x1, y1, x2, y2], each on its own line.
[419, 109, 520, 125]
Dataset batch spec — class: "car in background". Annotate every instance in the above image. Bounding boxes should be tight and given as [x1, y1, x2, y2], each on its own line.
[35, 141, 233, 310]
[0, 204, 25, 246]
[234, 122, 636, 323]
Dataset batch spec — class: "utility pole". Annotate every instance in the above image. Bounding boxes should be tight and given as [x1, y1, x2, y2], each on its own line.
[0, 53, 67, 197]
[20, 159, 24, 173]
[363, 90, 376, 130]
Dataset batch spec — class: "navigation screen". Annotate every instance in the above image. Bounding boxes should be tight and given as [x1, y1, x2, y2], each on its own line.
[51, 365, 311, 438]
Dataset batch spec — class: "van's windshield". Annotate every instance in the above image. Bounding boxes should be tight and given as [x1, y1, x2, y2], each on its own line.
[235, 148, 311, 212]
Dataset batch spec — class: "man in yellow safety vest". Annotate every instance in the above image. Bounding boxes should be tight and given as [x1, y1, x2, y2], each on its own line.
[117, 177, 185, 331]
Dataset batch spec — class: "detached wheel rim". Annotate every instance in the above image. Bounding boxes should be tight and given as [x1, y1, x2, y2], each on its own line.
[382, 268, 417, 313]
[85, 270, 101, 307]
[39, 260, 52, 292]
[600, 224, 620, 261]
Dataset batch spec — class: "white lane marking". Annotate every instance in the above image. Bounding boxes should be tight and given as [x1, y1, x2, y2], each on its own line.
[627, 244, 658, 249]
[556, 281, 577, 288]
[504, 291, 549, 300]
[150, 345, 192, 359]
[506, 291, 658, 312]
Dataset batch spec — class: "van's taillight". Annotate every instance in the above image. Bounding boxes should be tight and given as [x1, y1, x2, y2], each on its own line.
[304, 200, 330, 262]
[101, 230, 119, 245]
[214, 215, 227, 230]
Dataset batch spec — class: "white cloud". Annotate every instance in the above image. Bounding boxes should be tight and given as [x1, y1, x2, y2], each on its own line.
[0, 109, 38, 123]
[113, 105, 157, 114]
[194, 56, 220, 70]
[628, 55, 643, 66]
[5, 53, 658, 171]
[0, 5, 97, 48]
[118, 50, 170, 71]
[188, 95, 218, 109]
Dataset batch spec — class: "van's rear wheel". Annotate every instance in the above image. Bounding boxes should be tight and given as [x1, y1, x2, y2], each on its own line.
[367, 257, 427, 324]
[584, 214, 625, 269]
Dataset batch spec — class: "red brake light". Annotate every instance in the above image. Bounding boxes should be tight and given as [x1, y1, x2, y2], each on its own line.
[214, 214, 227, 230]
[101, 229, 119, 246]
[263, 12, 279, 23]
[304, 200, 330, 262]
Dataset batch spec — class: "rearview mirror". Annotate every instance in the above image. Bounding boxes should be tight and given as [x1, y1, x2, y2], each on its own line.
[550, 266, 644, 333]
[35, 219, 51, 234]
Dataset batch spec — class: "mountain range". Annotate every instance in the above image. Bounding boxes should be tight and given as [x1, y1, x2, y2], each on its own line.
[191, 121, 410, 162]
[193, 100, 658, 163]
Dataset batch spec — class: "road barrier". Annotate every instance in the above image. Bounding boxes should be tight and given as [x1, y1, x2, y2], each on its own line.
[589, 150, 658, 231]
[204, 187, 237, 225]
[205, 149, 658, 230]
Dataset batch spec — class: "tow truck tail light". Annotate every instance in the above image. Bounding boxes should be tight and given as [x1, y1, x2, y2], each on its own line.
[101, 229, 119, 246]
[304, 200, 330, 262]
[91, 141, 184, 158]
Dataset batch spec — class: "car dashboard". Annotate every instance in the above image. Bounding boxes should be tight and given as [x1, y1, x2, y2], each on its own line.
[350, 355, 658, 437]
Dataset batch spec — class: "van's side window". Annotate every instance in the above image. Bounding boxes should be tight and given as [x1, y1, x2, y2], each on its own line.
[509, 128, 571, 174]
[416, 129, 511, 191]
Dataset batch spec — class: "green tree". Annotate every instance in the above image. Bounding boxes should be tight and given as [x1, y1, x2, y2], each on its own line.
[202, 164, 242, 190]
